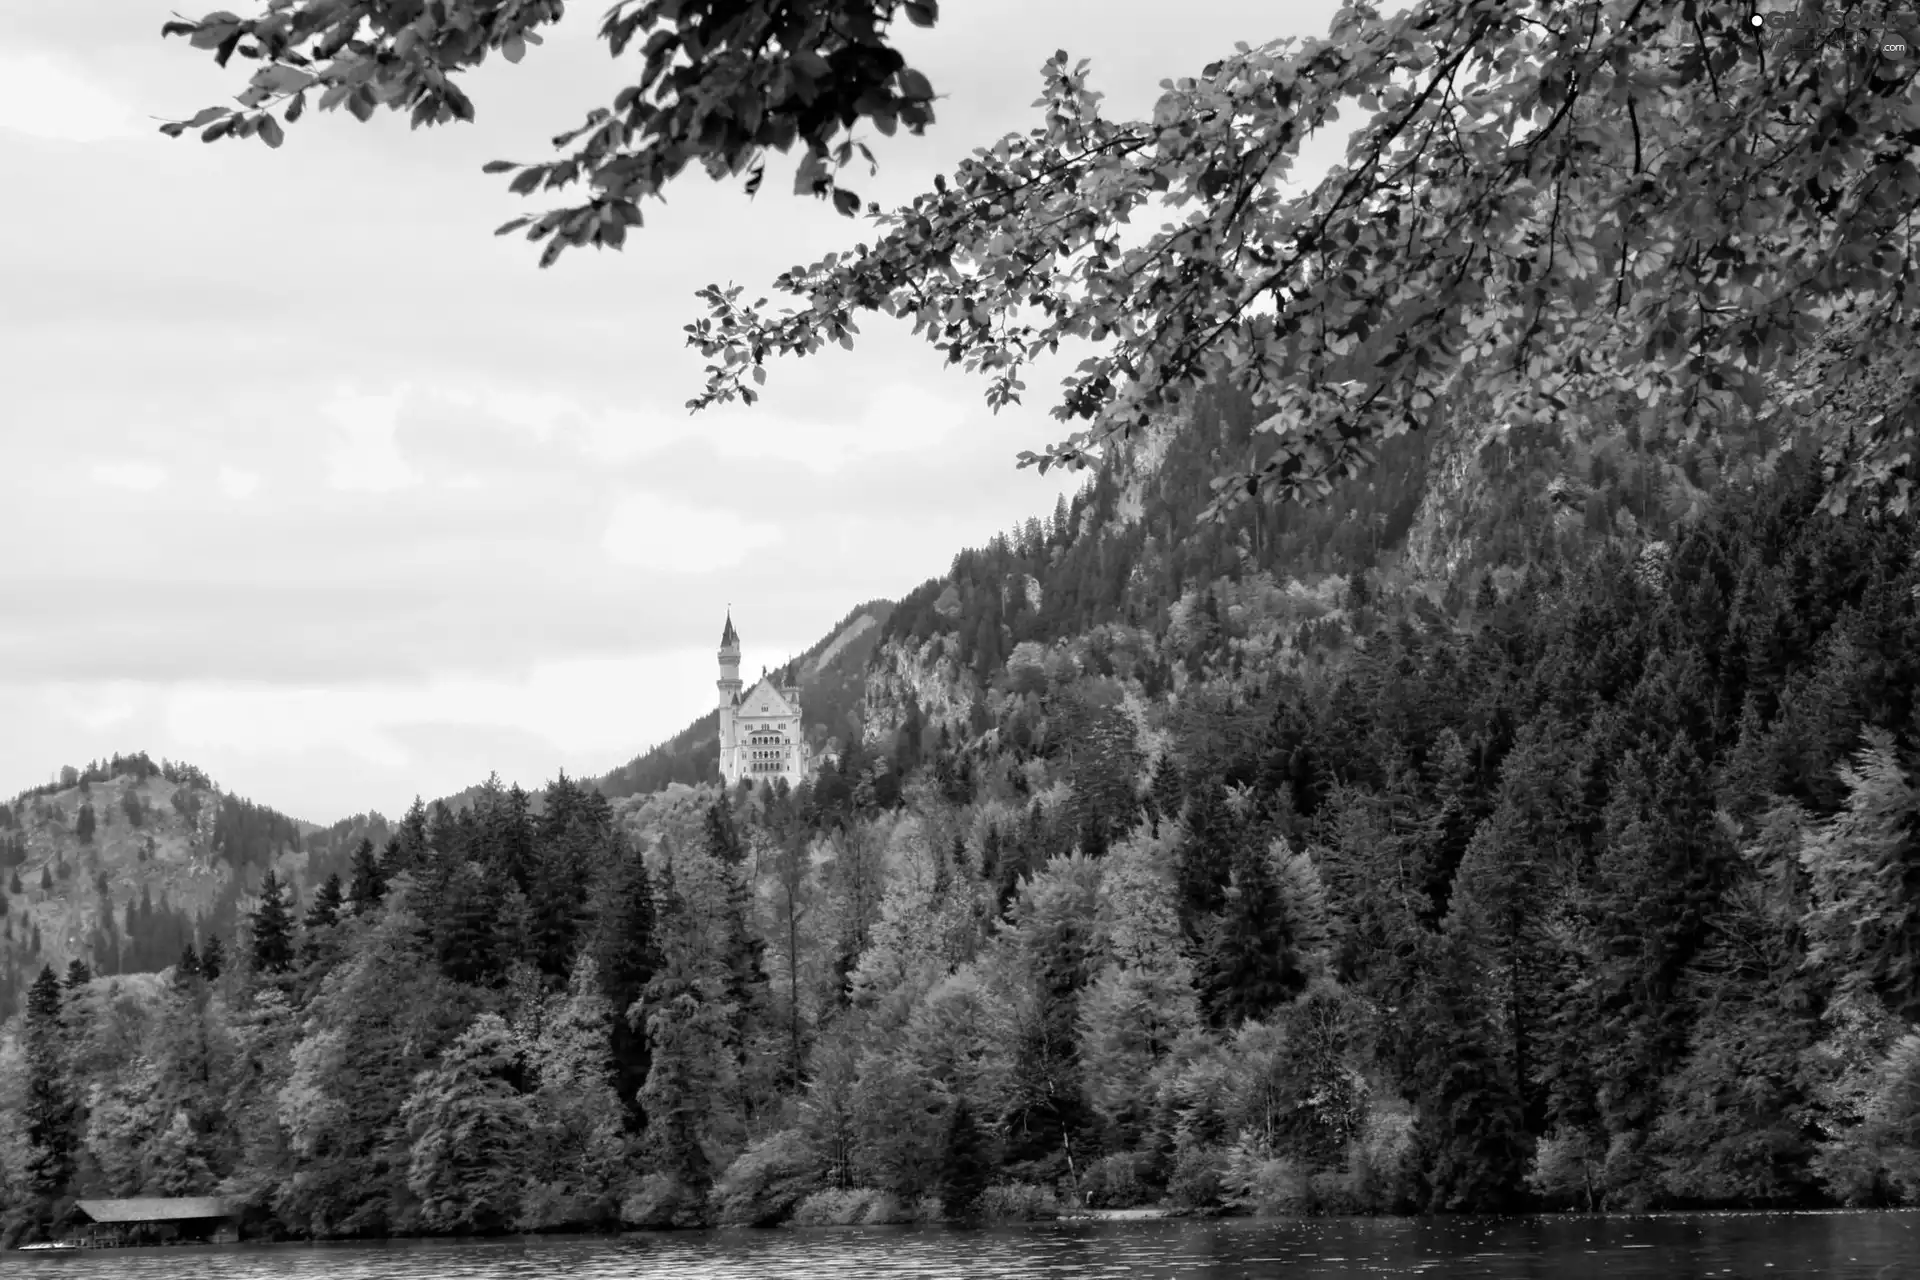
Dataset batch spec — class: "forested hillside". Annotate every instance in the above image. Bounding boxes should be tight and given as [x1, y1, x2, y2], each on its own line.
[4, 408, 1918, 1243]
[0, 755, 331, 1026]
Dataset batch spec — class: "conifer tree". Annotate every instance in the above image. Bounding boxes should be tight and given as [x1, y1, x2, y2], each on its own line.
[65, 957, 92, 989]
[1798, 728, 1920, 1021]
[300, 872, 348, 975]
[432, 859, 515, 987]
[390, 797, 430, 875]
[1175, 775, 1237, 934]
[939, 1094, 992, 1220]
[250, 868, 296, 974]
[304, 872, 345, 932]
[706, 814, 772, 1128]
[979, 822, 1003, 886]
[425, 799, 464, 870]
[1409, 935, 1527, 1212]
[1587, 738, 1732, 1173]
[177, 941, 202, 982]
[1202, 837, 1306, 1028]
[273, 885, 470, 1237]
[638, 858, 727, 1203]
[201, 933, 226, 981]
[528, 790, 598, 983]
[589, 832, 658, 1128]
[75, 802, 96, 843]
[23, 964, 77, 1197]
[1253, 693, 1321, 823]
[347, 837, 388, 914]
[468, 778, 539, 894]
[704, 801, 746, 867]
[1416, 727, 1481, 922]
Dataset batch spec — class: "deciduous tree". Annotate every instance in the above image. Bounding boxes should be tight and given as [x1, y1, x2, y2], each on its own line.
[160, 2, 1919, 518]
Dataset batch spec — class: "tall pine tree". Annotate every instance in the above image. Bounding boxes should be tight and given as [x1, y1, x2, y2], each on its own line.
[23, 965, 77, 1198]
[347, 837, 388, 914]
[250, 868, 296, 974]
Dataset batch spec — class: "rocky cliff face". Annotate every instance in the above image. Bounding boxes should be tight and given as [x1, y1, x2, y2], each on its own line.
[861, 632, 979, 744]
[1402, 419, 1504, 581]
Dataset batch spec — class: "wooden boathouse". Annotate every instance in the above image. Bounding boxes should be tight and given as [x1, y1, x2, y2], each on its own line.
[70, 1197, 238, 1247]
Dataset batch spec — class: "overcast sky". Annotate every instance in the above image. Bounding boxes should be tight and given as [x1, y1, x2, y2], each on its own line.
[0, 0, 1350, 825]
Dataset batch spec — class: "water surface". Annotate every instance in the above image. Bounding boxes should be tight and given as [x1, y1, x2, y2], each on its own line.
[9, 1212, 1916, 1278]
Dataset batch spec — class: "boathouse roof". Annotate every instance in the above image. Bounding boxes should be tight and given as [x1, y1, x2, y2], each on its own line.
[74, 1197, 233, 1223]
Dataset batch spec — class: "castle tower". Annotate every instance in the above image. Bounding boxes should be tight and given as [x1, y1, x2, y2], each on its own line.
[717, 610, 742, 782]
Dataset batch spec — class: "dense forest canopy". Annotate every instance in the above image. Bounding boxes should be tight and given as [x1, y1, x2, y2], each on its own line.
[4, 423, 1920, 1241]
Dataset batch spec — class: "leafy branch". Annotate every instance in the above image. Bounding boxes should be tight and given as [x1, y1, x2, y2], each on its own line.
[683, 0, 1920, 518]
[158, 0, 944, 262]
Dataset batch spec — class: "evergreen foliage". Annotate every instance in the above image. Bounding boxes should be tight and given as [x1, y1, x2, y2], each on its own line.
[23, 965, 78, 1198]
[201, 934, 226, 981]
[249, 869, 295, 975]
[347, 837, 387, 914]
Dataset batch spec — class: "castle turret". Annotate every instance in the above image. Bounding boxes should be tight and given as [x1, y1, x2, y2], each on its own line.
[717, 611, 743, 783]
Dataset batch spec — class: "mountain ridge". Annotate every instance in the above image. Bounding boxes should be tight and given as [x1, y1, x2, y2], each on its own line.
[0, 379, 1790, 1005]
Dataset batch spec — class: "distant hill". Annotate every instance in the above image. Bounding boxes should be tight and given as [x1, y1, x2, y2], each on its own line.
[0, 752, 329, 1017]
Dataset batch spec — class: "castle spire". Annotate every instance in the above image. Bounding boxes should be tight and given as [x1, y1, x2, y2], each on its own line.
[720, 607, 740, 650]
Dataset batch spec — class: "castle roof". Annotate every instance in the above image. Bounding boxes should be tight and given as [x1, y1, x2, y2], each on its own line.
[735, 676, 800, 720]
[720, 611, 740, 649]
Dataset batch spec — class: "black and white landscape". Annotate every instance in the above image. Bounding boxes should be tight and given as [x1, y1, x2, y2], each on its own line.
[1, 0, 1917, 1270]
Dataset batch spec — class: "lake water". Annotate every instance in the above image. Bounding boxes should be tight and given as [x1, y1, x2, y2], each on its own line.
[7, 1212, 1916, 1278]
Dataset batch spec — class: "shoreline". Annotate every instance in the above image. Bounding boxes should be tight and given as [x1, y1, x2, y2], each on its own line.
[17, 1205, 1920, 1251]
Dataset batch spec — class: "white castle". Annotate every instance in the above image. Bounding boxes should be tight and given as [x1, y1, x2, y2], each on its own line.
[716, 611, 810, 788]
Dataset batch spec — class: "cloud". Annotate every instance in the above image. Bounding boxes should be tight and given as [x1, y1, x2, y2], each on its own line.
[139, 647, 724, 815]
[91, 460, 169, 491]
[0, 53, 144, 144]
[602, 494, 783, 573]
[217, 465, 261, 499]
[323, 387, 421, 492]
[568, 376, 966, 473]
[426, 384, 578, 445]
[39, 683, 141, 734]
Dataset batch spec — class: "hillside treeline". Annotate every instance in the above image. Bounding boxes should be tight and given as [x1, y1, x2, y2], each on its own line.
[0, 761, 317, 1020]
[2, 448, 1919, 1243]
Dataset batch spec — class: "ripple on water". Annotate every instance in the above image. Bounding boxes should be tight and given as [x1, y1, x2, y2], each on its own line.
[2, 1211, 1916, 1279]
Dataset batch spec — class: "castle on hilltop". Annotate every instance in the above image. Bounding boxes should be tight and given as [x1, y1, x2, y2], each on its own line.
[716, 611, 810, 789]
